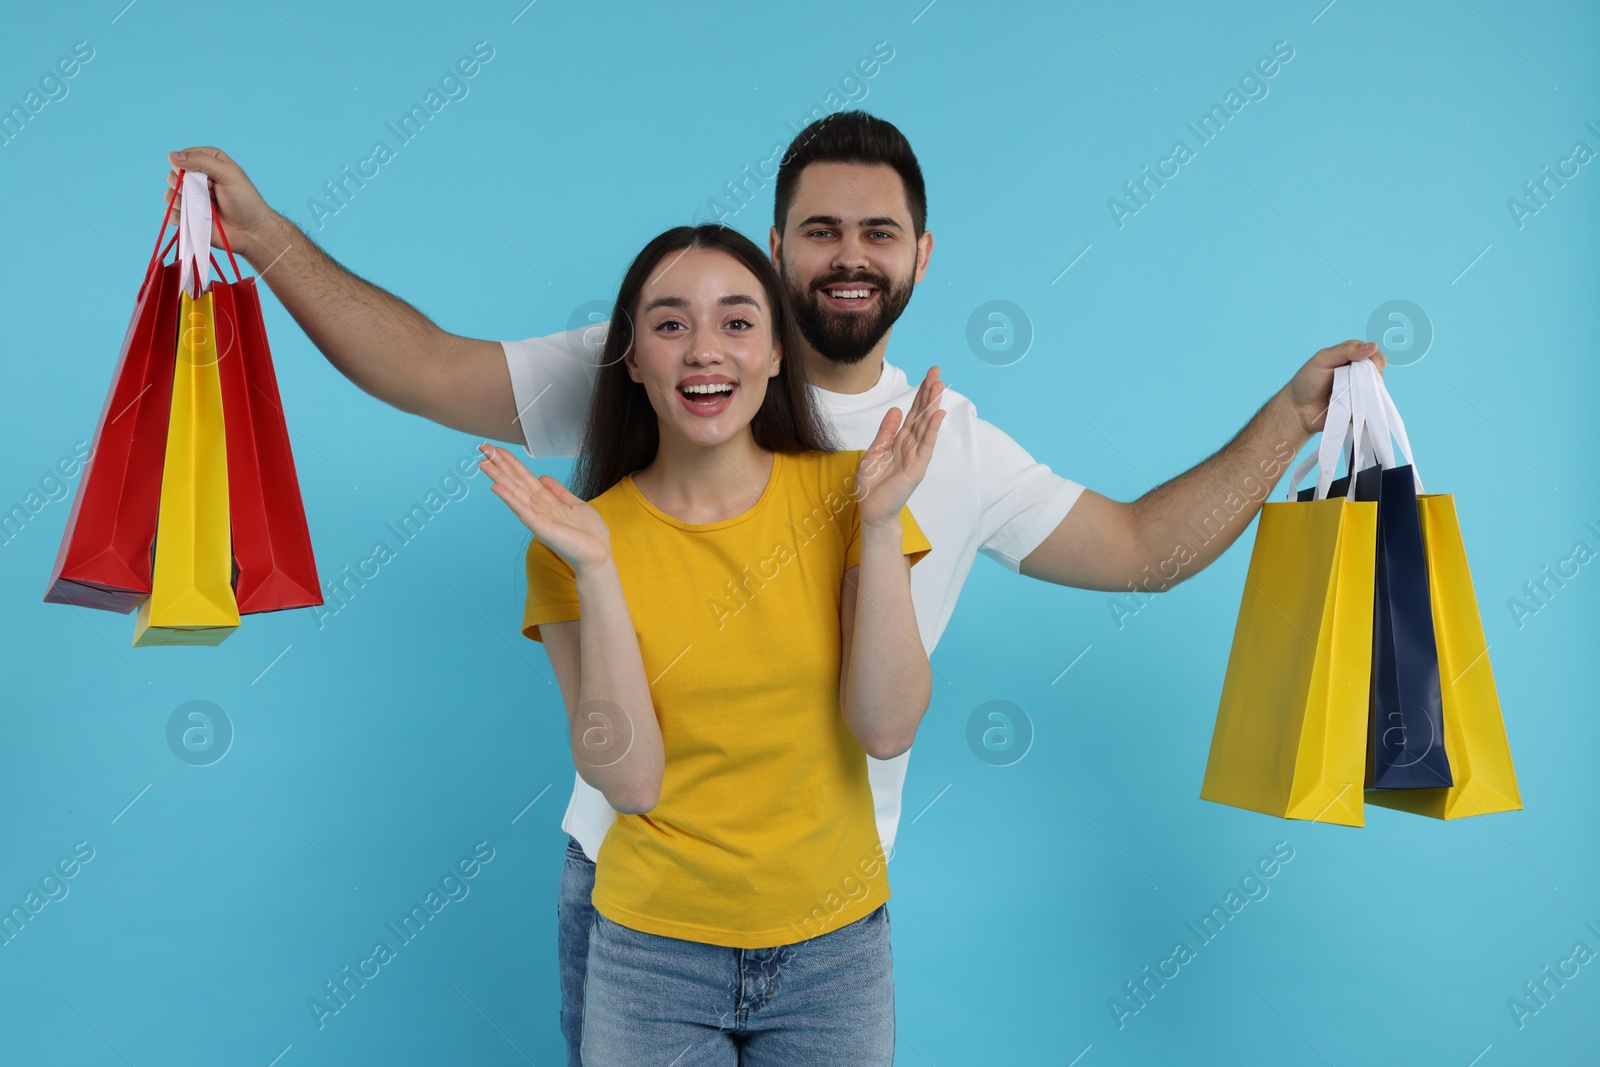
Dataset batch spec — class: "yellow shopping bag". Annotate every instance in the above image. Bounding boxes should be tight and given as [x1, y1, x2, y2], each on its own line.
[1366, 494, 1521, 819]
[1199, 497, 1378, 827]
[132, 289, 240, 646]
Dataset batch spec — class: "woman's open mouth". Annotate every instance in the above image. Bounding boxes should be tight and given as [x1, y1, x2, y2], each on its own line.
[677, 381, 737, 416]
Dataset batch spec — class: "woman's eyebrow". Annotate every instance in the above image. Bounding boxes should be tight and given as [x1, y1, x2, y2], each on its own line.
[642, 294, 762, 312]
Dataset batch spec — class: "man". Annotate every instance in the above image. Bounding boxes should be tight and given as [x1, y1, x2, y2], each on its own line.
[168, 110, 1381, 1063]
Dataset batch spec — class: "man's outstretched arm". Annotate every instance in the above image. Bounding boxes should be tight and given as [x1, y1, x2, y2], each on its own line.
[1019, 339, 1386, 592]
[165, 147, 520, 443]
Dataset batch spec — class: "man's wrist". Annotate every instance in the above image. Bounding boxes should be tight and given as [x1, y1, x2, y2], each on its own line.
[1266, 385, 1312, 451]
[235, 211, 295, 269]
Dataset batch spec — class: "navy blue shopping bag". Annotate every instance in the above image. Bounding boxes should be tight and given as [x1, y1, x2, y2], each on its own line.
[1299, 450, 1451, 790]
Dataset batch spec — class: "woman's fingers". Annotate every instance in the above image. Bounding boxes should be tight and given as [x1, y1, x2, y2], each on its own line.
[494, 478, 540, 520]
[885, 372, 946, 482]
[897, 368, 943, 455]
[875, 407, 902, 450]
[913, 409, 946, 470]
[479, 444, 600, 545]
[912, 369, 944, 430]
[539, 475, 586, 506]
[867, 368, 944, 481]
[853, 368, 948, 524]
[479, 442, 536, 485]
[861, 408, 901, 484]
[479, 444, 551, 511]
[486, 481, 540, 529]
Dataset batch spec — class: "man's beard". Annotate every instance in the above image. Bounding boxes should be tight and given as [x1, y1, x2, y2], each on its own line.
[785, 266, 915, 366]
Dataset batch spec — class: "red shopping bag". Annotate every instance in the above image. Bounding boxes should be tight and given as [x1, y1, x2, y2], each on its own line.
[44, 206, 185, 612]
[210, 229, 322, 613]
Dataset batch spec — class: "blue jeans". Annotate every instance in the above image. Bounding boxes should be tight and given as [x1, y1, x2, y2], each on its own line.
[559, 835, 597, 1067]
[558, 836, 895, 1066]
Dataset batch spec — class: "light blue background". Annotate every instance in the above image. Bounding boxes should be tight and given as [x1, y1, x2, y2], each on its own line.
[2, 2, 1596, 1064]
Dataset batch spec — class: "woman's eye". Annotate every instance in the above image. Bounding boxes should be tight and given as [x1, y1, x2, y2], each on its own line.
[726, 318, 754, 331]
[652, 320, 685, 332]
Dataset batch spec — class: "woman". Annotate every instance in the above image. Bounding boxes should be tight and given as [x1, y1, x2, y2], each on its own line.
[477, 223, 944, 1064]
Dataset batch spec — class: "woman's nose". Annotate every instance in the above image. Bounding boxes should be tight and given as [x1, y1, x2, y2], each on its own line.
[683, 328, 722, 364]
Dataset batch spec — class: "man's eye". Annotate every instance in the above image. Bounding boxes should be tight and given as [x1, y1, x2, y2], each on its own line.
[869, 231, 894, 240]
[807, 229, 834, 239]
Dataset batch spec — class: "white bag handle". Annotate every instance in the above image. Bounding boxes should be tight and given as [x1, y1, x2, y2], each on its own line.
[177, 169, 213, 298]
[1287, 362, 1372, 501]
[1287, 366, 1345, 500]
[1351, 360, 1425, 493]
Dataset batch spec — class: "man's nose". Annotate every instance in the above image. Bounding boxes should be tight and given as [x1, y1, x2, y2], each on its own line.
[832, 234, 870, 271]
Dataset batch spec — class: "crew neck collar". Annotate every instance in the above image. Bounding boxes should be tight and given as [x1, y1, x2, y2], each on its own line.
[810, 360, 907, 415]
[623, 451, 783, 532]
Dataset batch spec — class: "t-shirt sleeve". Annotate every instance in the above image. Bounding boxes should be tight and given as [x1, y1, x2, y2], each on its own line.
[844, 502, 933, 571]
[522, 536, 580, 643]
[502, 327, 606, 459]
[973, 415, 1086, 573]
[837, 450, 932, 569]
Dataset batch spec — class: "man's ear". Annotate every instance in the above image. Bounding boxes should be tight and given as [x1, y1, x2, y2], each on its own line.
[912, 230, 934, 285]
[769, 225, 783, 270]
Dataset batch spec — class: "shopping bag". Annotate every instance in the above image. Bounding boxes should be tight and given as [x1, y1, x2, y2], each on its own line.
[1298, 362, 1450, 789]
[43, 208, 185, 612]
[1200, 365, 1377, 827]
[1365, 504, 1522, 817]
[1354, 365, 1450, 788]
[131, 282, 241, 646]
[211, 236, 322, 613]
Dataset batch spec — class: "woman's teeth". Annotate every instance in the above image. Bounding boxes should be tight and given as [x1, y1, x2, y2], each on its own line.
[680, 383, 735, 407]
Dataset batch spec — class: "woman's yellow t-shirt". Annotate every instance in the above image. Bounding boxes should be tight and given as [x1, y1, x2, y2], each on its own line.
[522, 448, 931, 949]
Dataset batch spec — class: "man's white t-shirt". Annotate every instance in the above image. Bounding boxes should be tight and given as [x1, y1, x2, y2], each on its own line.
[503, 329, 1085, 862]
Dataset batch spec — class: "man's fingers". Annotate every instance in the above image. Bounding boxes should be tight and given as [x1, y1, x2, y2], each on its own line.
[1311, 338, 1380, 371]
[165, 148, 241, 213]
[167, 146, 234, 177]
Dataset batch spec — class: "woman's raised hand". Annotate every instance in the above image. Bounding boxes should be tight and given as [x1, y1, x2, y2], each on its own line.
[855, 366, 947, 529]
[478, 443, 613, 574]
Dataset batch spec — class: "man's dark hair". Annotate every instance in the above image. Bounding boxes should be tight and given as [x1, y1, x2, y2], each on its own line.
[773, 111, 927, 237]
